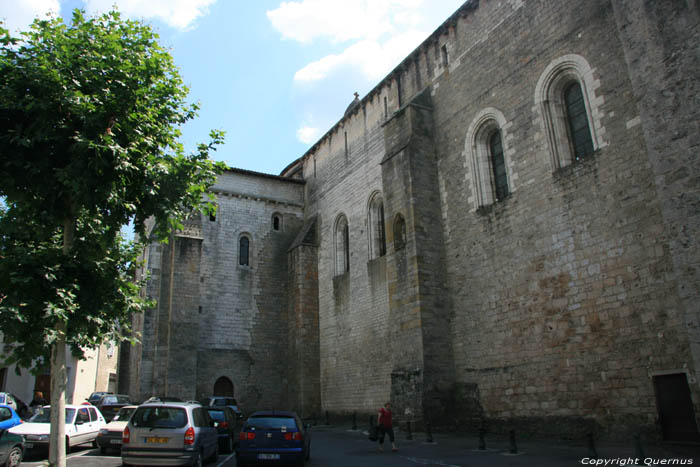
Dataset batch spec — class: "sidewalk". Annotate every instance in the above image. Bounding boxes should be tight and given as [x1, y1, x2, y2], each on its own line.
[317, 423, 700, 466]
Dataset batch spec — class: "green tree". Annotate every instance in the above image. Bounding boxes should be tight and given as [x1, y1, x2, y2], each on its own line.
[0, 9, 224, 466]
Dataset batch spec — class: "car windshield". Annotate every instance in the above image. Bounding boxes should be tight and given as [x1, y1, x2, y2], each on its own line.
[113, 407, 136, 422]
[30, 407, 76, 424]
[246, 416, 297, 431]
[101, 396, 130, 405]
[207, 410, 225, 422]
[132, 407, 187, 429]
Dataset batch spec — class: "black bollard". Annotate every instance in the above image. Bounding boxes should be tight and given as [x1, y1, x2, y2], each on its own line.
[587, 432, 598, 459]
[634, 433, 645, 465]
[325, 410, 330, 425]
[426, 421, 434, 443]
[406, 421, 413, 440]
[352, 412, 357, 430]
[509, 429, 517, 454]
[478, 427, 486, 450]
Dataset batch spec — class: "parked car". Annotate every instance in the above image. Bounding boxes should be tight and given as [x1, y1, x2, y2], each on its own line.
[0, 405, 23, 430]
[96, 405, 137, 454]
[0, 394, 27, 418]
[94, 394, 131, 422]
[87, 391, 113, 405]
[0, 428, 24, 467]
[121, 401, 218, 466]
[143, 396, 183, 404]
[200, 396, 242, 419]
[236, 411, 310, 467]
[9, 404, 106, 452]
[204, 406, 237, 453]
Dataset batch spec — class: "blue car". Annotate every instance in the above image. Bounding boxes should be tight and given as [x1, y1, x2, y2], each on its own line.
[236, 411, 310, 467]
[0, 405, 22, 430]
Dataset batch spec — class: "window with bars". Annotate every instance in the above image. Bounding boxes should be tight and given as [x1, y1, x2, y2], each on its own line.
[489, 131, 509, 202]
[564, 82, 594, 160]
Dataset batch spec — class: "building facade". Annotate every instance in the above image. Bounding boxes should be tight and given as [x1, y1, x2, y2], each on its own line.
[124, 0, 700, 440]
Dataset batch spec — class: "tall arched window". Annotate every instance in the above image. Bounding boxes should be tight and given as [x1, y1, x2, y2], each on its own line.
[368, 193, 386, 259]
[464, 108, 513, 209]
[535, 54, 604, 170]
[334, 214, 349, 274]
[239, 236, 250, 266]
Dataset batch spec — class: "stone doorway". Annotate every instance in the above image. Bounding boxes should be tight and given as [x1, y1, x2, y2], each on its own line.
[653, 373, 700, 442]
[213, 376, 234, 397]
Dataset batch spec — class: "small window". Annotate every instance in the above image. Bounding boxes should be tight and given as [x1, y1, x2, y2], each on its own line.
[239, 236, 250, 266]
[335, 214, 350, 274]
[441, 44, 448, 67]
[272, 214, 281, 231]
[368, 193, 386, 259]
[89, 407, 98, 422]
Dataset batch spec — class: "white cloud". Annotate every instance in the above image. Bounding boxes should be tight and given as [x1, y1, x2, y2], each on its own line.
[297, 126, 321, 144]
[0, 0, 60, 33]
[294, 29, 427, 83]
[267, 0, 422, 44]
[84, 0, 217, 30]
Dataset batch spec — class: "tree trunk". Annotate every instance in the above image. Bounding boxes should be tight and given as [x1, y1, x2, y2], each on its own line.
[49, 215, 75, 467]
[48, 324, 67, 467]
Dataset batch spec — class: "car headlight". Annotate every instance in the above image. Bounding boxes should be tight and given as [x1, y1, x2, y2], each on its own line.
[99, 429, 109, 435]
[27, 434, 49, 441]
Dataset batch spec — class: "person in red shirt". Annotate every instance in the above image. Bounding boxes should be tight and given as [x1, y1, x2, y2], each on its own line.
[377, 402, 397, 452]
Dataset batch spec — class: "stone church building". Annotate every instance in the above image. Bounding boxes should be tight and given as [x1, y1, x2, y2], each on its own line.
[121, 0, 700, 440]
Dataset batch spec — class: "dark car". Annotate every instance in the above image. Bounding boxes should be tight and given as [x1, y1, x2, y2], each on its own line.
[96, 405, 137, 454]
[87, 391, 113, 405]
[0, 428, 24, 467]
[204, 406, 237, 453]
[95, 394, 131, 422]
[236, 411, 310, 467]
[200, 396, 242, 420]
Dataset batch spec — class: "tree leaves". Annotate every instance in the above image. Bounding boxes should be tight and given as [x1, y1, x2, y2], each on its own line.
[0, 9, 224, 368]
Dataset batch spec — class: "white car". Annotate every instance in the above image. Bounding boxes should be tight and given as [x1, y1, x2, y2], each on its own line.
[9, 404, 106, 451]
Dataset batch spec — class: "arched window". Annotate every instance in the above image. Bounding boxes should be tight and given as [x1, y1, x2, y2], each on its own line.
[272, 213, 282, 231]
[334, 214, 349, 274]
[535, 54, 604, 170]
[464, 108, 513, 209]
[393, 214, 406, 251]
[239, 235, 250, 266]
[368, 193, 386, 259]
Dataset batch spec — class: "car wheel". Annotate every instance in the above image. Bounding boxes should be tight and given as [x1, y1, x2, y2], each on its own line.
[5, 446, 22, 467]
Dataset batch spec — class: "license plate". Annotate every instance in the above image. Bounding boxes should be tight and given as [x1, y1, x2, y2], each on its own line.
[145, 437, 169, 444]
[25, 443, 34, 449]
[258, 453, 280, 460]
[110, 439, 122, 444]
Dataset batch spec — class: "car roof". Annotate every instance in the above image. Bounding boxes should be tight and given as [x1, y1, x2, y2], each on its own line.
[140, 401, 200, 407]
[248, 410, 298, 418]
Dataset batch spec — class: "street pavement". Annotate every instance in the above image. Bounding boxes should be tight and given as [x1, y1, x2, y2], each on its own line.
[20, 424, 700, 466]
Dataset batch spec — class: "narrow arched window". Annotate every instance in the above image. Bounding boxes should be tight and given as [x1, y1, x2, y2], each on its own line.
[489, 131, 509, 202]
[272, 213, 281, 231]
[564, 82, 594, 160]
[393, 214, 406, 251]
[368, 193, 386, 259]
[335, 215, 349, 274]
[239, 236, 249, 266]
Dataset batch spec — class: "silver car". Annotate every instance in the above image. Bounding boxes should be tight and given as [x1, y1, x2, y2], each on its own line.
[121, 401, 218, 467]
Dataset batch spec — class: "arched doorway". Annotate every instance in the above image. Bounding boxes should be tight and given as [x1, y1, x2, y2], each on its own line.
[213, 376, 234, 397]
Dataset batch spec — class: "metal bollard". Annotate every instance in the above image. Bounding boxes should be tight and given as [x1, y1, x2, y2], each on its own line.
[426, 421, 434, 443]
[509, 429, 517, 454]
[352, 412, 357, 430]
[634, 434, 645, 465]
[478, 427, 486, 450]
[587, 432, 598, 459]
[406, 421, 413, 440]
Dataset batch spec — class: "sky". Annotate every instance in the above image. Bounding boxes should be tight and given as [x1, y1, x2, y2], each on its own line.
[1, 0, 465, 175]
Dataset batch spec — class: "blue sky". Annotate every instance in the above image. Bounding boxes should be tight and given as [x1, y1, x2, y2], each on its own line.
[1, 0, 464, 175]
